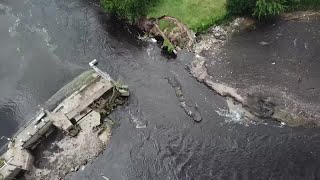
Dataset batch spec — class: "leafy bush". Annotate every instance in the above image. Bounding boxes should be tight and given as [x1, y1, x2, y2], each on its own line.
[101, 0, 158, 21]
[227, 0, 287, 19]
[285, 0, 320, 10]
[227, 0, 257, 15]
[227, 0, 319, 19]
[253, 0, 287, 19]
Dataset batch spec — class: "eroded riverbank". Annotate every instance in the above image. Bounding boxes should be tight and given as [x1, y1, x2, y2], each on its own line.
[192, 12, 320, 127]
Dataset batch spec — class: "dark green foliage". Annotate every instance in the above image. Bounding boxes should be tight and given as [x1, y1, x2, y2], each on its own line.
[285, 0, 320, 10]
[101, 0, 158, 21]
[227, 0, 287, 19]
[226, 0, 257, 15]
[253, 0, 287, 19]
[227, 0, 319, 19]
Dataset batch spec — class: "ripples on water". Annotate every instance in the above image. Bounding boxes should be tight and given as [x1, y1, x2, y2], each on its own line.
[0, 0, 320, 179]
[0, 0, 85, 147]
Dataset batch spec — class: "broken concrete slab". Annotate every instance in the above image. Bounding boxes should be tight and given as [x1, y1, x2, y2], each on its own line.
[48, 112, 73, 131]
[24, 117, 111, 180]
[1, 62, 129, 180]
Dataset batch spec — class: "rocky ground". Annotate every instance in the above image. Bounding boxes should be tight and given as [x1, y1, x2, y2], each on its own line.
[22, 112, 111, 180]
[191, 12, 320, 127]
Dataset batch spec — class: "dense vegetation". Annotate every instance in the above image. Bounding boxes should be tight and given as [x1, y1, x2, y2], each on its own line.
[228, 0, 320, 19]
[100, 0, 158, 21]
[227, 0, 285, 19]
[100, 0, 318, 53]
[101, 0, 320, 31]
[286, 0, 320, 10]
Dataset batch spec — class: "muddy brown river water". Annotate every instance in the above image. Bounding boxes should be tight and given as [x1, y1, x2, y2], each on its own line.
[0, 0, 320, 179]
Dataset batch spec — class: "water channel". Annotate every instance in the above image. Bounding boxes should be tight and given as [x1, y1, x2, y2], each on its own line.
[0, 0, 319, 179]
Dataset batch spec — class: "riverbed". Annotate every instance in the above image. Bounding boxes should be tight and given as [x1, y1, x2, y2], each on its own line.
[1, 0, 320, 179]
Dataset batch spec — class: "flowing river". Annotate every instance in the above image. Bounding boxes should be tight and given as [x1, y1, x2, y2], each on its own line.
[0, 0, 320, 179]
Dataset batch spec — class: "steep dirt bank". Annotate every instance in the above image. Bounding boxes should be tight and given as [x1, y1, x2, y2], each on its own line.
[136, 16, 195, 54]
[191, 12, 320, 127]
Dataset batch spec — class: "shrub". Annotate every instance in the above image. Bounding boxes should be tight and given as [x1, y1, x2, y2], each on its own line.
[101, 0, 158, 21]
[227, 0, 257, 15]
[253, 0, 287, 19]
[227, 0, 319, 19]
[285, 0, 320, 10]
[227, 0, 287, 19]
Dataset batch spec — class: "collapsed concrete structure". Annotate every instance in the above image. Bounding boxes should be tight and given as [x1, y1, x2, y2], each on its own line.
[0, 60, 129, 180]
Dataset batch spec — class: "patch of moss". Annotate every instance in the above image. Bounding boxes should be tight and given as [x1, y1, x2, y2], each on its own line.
[162, 38, 175, 53]
[0, 158, 5, 168]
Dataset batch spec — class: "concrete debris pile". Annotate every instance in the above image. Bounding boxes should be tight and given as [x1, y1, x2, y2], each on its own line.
[0, 60, 129, 180]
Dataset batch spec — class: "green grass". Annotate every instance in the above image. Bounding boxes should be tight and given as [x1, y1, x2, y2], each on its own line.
[159, 19, 175, 31]
[148, 0, 228, 32]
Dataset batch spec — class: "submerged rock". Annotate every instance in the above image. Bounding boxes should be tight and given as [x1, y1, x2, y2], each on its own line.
[166, 76, 202, 122]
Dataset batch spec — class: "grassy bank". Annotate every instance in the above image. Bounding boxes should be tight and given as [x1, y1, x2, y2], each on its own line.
[147, 0, 320, 32]
[148, 0, 227, 32]
[101, 0, 319, 53]
[101, 0, 319, 33]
